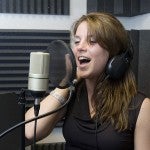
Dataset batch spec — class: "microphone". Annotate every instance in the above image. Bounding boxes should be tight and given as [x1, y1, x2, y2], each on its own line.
[28, 52, 50, 116]
[28, 52, 50, 97]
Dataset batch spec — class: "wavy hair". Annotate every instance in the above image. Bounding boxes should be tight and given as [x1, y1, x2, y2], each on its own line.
[72, 12, 137, 131]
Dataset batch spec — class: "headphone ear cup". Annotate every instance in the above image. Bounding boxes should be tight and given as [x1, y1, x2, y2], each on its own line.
[106, 53, 131, 80]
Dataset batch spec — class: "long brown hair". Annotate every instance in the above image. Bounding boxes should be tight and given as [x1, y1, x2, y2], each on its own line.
[72, 12, 137, 131]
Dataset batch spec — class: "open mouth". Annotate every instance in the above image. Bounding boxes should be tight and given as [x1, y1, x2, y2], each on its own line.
[78, 56, 91, 65]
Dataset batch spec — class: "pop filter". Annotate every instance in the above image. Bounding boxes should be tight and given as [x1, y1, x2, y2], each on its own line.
[46, 40, 76, 89]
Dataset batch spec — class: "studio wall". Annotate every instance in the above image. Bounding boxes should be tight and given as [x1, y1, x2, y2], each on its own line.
[0, 1, 149, 149]
[87, 0, 150, 16]
[0, 0, 70, 15]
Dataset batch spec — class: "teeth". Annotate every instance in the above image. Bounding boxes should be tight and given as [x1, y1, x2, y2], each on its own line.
[78, 56, 91, 64]
[78, 56, 90, 61]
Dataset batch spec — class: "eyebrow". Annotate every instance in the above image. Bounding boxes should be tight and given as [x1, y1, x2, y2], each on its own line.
[73, 36, 80, 40]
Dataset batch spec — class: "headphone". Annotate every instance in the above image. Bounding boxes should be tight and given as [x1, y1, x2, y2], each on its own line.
[105, 41, 134, 80]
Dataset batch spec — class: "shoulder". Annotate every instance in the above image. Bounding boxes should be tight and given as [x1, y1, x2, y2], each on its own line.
[134, 97, 150, 149]
[130, 92, 147, 115]
[135, 97, 150, 132]
[141, 97, 150, 109]
[129, 92, 147, 129]
[136, 97, 150, 125]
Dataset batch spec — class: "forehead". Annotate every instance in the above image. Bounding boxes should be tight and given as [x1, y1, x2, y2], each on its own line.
[74, 21, 96, 39]
[75, 21, 88, 34]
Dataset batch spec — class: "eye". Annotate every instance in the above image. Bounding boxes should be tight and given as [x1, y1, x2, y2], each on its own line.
[88, 37, 97, 45]
[73, 38, 80, 45]
[89, 39, 97, 45]
[90, 40, 96, 44]
[74, 40, 80, 45]
[73, 40, 80, 45]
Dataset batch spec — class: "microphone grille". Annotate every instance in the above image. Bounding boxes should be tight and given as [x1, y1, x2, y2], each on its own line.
[29, 52, 50, 78]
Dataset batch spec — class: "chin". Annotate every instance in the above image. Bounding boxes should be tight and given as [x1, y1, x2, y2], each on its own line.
[80, 74, 88, 79]
[78, 69, 93, 79]
[80, 73, 92, 79]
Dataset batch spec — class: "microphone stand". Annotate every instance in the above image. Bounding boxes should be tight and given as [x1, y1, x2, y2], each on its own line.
[33, 96, 43, 150]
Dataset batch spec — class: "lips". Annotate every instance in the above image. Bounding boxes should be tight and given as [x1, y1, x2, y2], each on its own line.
[78, 56, 91, 65]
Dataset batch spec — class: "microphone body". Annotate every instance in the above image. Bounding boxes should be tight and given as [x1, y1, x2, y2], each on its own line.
[28, 52, 50, 98]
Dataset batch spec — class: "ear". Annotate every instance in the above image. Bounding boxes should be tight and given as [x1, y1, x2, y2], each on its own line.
[106, 50, 132, 79]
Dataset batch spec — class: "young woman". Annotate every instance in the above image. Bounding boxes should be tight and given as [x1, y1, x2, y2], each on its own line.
[25, 12, 150, 150]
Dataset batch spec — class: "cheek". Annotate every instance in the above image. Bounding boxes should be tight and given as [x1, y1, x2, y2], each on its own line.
[94, 51, 109, 72]
[95, 58, 107, 71]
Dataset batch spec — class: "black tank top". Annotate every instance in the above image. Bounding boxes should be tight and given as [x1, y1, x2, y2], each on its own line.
[63, 86, 146, 150]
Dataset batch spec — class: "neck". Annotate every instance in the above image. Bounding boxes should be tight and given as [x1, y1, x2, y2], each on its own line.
[85, 79, 96, 92]
[85, 78, 97, 118]
[85, 78, 97, 101]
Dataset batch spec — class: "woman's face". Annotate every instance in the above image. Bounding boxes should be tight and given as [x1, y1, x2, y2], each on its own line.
[72, 21, 109, 79]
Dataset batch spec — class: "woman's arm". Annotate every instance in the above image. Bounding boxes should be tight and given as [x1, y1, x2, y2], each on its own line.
[134, 97, 150, 150]
[25, 88, 69, 141]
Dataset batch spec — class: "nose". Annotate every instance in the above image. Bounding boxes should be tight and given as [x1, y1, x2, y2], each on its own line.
[77, 41, 88, 51]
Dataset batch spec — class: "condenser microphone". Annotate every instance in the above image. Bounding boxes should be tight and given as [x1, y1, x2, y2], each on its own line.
[28, 52, 50, 98]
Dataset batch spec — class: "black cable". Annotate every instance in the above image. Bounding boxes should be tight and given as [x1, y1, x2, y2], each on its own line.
[0, 86, 74, 139]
